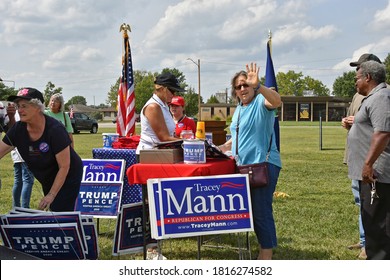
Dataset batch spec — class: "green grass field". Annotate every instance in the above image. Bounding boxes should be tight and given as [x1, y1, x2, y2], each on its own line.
[0, 122, 361, 260]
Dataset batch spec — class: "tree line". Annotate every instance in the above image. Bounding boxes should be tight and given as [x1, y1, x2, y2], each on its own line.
[1, 53, 389, 118]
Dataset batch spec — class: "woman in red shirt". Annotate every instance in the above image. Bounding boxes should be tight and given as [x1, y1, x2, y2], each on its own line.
[169, 96, 196, 138]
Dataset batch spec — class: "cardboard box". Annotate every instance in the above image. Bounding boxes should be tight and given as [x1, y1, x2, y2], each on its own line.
[140, 149, 183, 164]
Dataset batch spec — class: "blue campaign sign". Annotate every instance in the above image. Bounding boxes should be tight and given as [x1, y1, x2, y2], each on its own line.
[112, 203, 156, 256]
[81, 159, 125, 183]
[75, 182, 123, 218]
[2, 223, 85, 260]
[147, 180, 163, 239]
[152, 174, 253, 239]
[4, 212, 88, 255]
[82, 221, 99, 260]
[75, 159, 125, 218]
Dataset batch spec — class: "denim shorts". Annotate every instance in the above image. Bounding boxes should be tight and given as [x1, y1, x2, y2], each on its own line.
[250, 162, 281, 249]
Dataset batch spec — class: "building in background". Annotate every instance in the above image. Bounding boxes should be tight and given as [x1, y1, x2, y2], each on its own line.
[200, 96, 351, 122]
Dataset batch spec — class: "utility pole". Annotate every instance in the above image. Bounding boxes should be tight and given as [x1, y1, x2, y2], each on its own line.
[0, 77, 15, 88]
[187, 58, 201, 120]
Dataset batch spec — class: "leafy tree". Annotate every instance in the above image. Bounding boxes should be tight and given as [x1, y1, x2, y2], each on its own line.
[261, 70, 329, 96]
[43, 82, 62, 106]
[276, 71, 305, 96]
[106, 68, 189, 115]
[134, 71, 155, 114]
[332, 53, 390, 97]
[206, 95, 220, 104]
[332, 71, 356, 97]
[384, 53, 390, 85]
[0, 83, 18, 100]
[106, 78, 120, 107]
[303, 76, 330, 96]
[65, 95, 87, 109]
[160, 68, 188, 90]
[183, 86, 201, 118]
[106, 70, 155, 113]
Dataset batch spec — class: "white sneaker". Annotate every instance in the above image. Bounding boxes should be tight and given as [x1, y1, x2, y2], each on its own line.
[146, 248, 167, 260]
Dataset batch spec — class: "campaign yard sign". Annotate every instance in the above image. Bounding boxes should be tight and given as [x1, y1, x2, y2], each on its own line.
[75, 159, 125, 218]
[1, 223, 85, 260]
[4, 212, 88, 255]
[0, 209, 99, 260]
[112, 202, 157, 256]
[148, 174, 253, 240]
[81, 220, 99, 260]
[147, 180, 163, 238]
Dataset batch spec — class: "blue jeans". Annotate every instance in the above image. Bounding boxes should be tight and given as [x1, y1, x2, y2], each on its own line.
[250, 163, 281, 249]
[12, 163, 34, 208]
[351, 179, 365, 247]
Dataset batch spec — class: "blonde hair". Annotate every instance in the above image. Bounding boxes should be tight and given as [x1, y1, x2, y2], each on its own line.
[154, 84, 165, 91]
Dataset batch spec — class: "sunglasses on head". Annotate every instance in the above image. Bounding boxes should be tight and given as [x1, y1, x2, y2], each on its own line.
[234, 83, 250, 90]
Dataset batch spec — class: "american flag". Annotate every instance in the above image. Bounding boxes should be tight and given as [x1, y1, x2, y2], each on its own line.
[116, 33, 136, 136]
[69, 105, 74, 119]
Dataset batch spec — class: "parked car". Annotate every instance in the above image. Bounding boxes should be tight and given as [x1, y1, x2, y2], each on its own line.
[68, 112, 98, 134]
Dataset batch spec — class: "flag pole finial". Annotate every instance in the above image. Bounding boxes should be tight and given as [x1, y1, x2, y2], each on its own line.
[119, 23, 131, 37]
[268, 30, 272, 40]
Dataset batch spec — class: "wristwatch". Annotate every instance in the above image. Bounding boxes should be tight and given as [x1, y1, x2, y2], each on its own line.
[254, 82, 261, 92]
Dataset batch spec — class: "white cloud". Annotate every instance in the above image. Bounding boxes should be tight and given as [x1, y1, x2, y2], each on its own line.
[273, 23, 339, 44]
[81, 48, 103, 61]
[371, 0, 390, 30]
[1, 0, 389, 105]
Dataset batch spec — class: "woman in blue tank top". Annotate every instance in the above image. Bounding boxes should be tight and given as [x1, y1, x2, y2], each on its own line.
[219, 63, 282, 260]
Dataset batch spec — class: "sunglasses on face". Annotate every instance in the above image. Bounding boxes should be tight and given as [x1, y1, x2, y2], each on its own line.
[234, 83, 250, 90]
[167, 88, 176, 95]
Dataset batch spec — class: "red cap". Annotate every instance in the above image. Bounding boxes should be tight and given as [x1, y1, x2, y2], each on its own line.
[170, 96, 185, 106]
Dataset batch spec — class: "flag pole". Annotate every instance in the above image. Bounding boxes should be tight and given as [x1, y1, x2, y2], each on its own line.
[117, 23, 136, 137]
[268, 30, 272, 54]
[265, 29, 280, 151]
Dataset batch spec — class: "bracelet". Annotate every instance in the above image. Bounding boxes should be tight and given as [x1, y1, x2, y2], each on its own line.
[48, 192, 56, 197]
[254, 82, 261, 92]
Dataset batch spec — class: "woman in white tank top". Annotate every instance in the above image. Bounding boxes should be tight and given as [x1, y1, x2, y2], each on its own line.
[136, 72, 185, 156]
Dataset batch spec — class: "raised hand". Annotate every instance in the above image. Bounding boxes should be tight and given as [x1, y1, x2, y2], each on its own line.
[245, 62, 260, 87]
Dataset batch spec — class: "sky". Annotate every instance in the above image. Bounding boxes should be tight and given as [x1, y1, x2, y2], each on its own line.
[1, 0, 390, 106]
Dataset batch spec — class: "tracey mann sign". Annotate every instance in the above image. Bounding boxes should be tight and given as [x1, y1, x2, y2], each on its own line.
[147, 174, 253, 239]
[75, 159, 125, 218]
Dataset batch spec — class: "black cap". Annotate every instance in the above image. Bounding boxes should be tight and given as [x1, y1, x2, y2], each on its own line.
[7, 87, 44, 104]
[350, 53, 382, 67]
[154, 72, 185, 92]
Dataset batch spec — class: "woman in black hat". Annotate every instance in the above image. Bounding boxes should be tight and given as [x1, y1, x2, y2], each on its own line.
[136, 72, 185, 158]
[0, 87, 83, 212]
